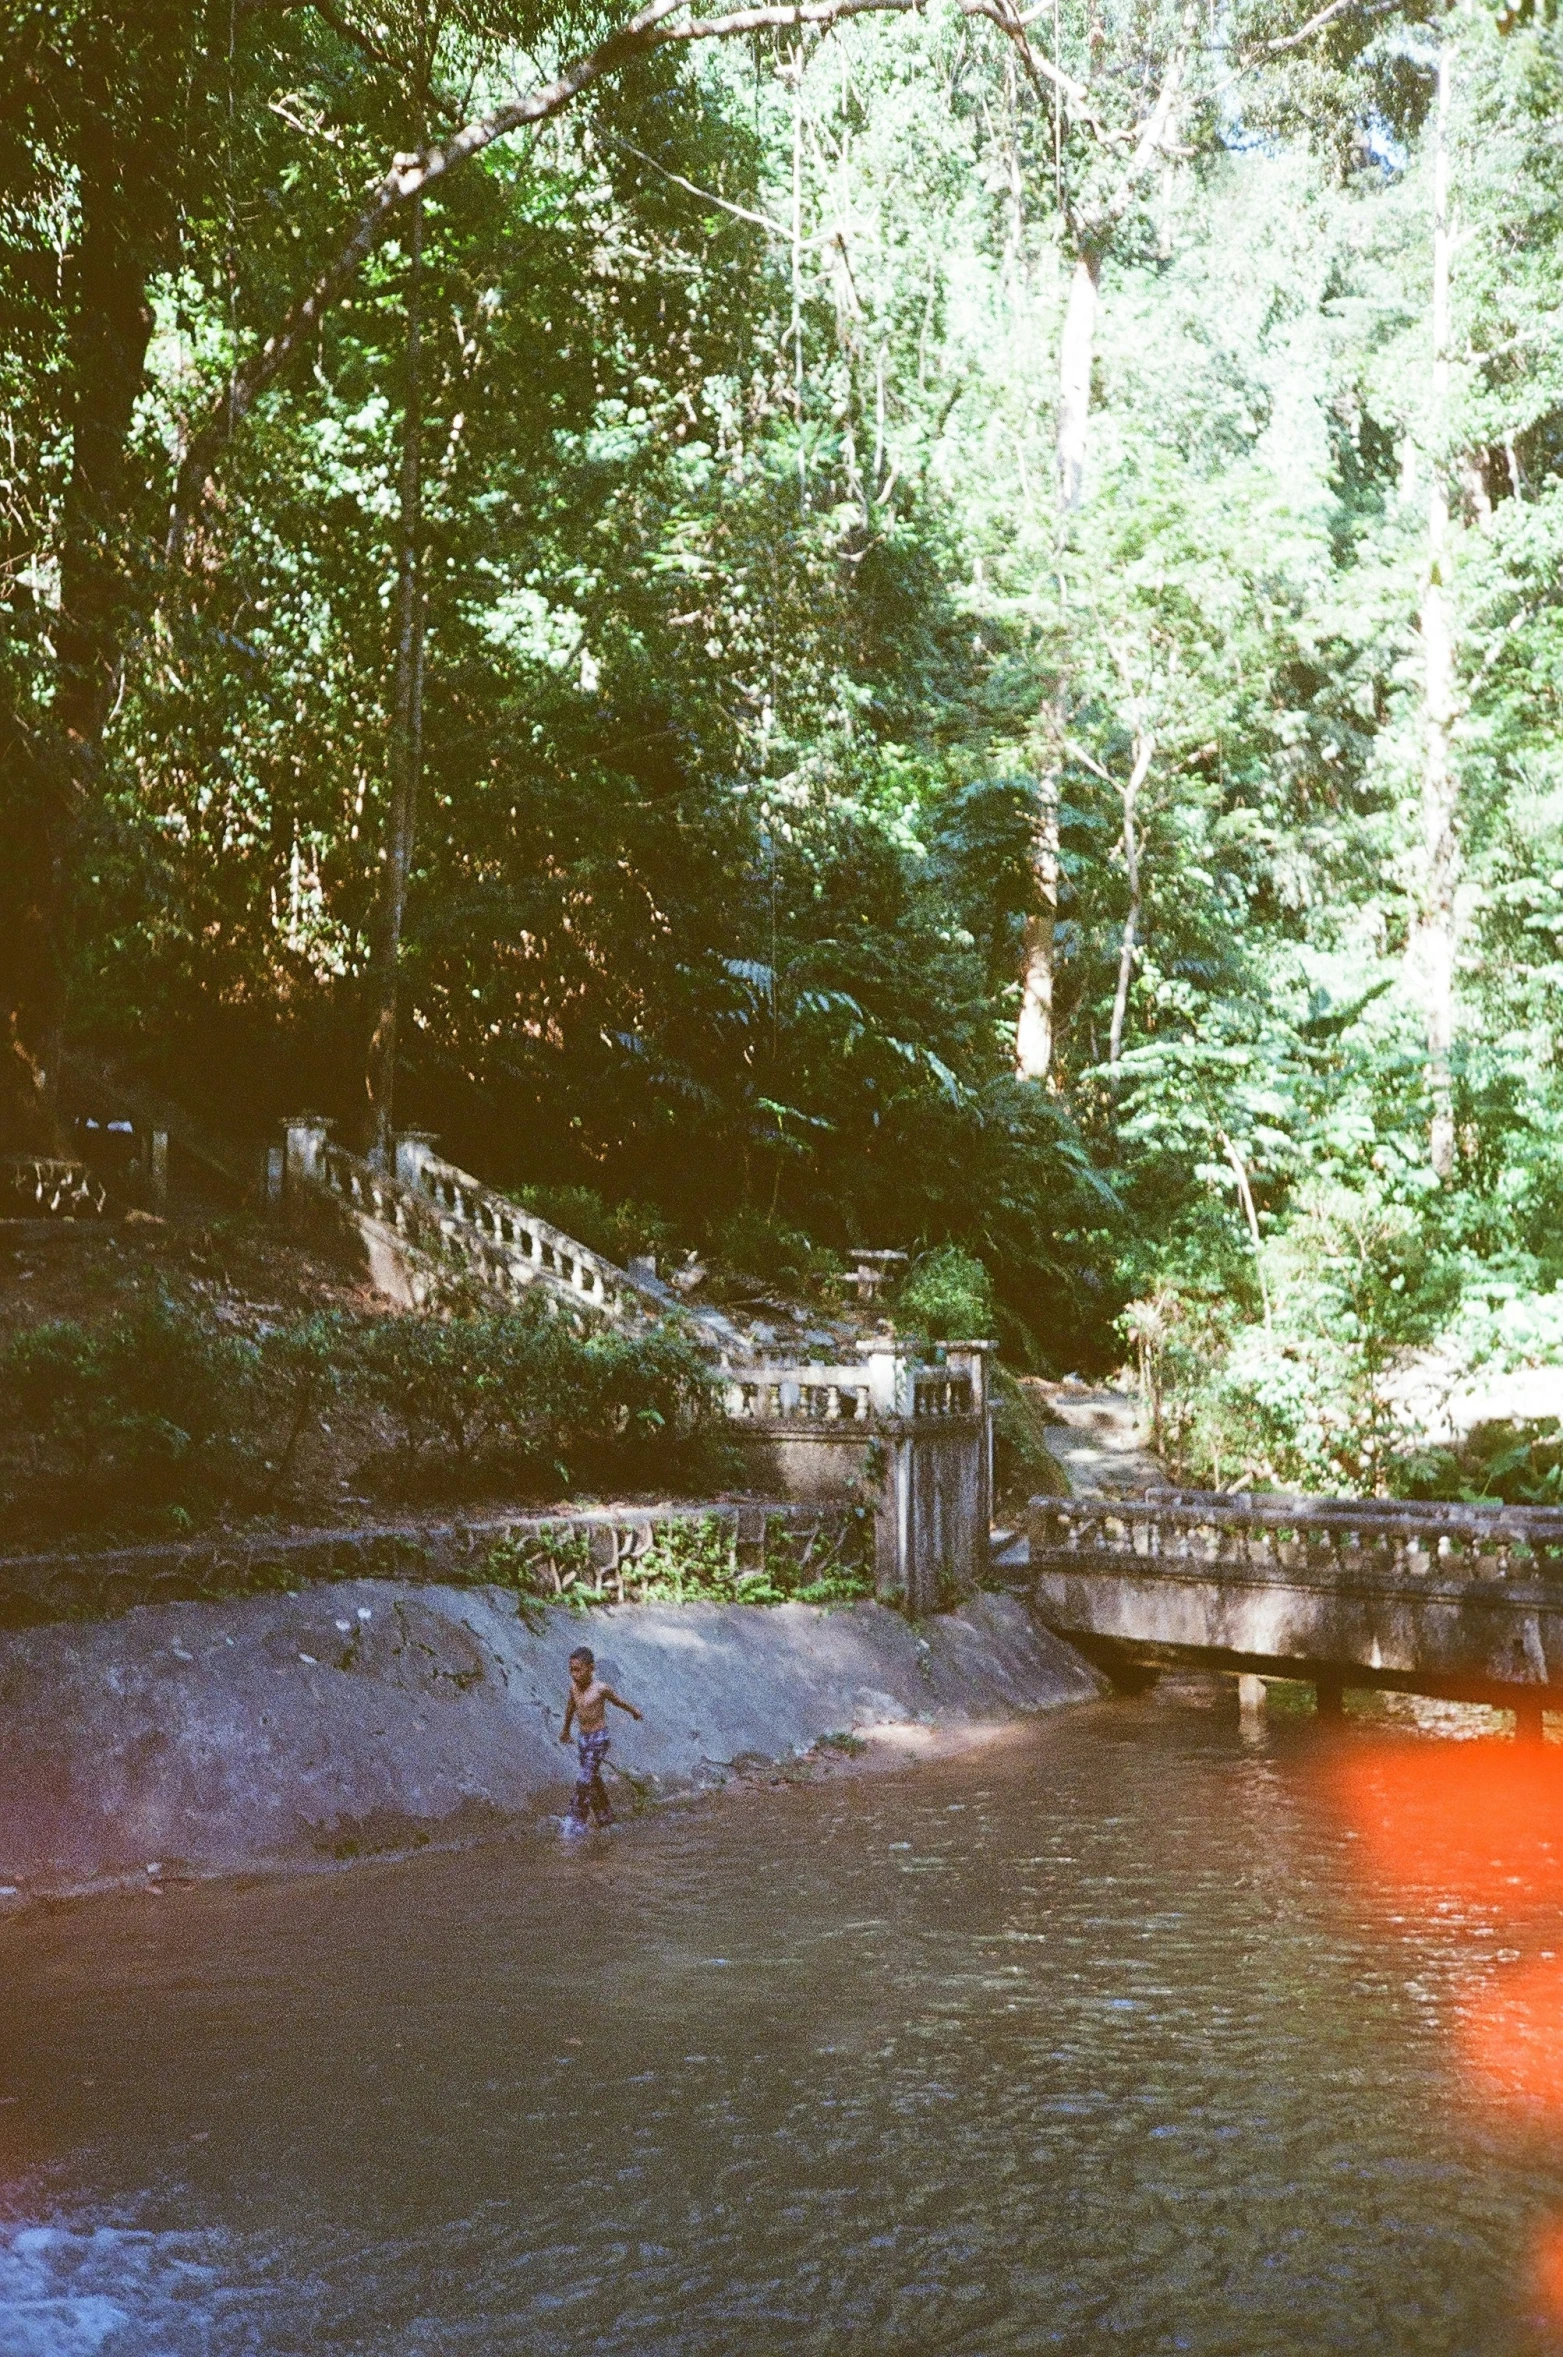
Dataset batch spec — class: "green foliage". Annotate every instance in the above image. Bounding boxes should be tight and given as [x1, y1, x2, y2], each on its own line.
[896, 1246, 995, 1342]
[0, 1293, 258, 1521]
[20, 0, 1563, 1455]
[706, 1209, 843, 1298]
[1398, 1418, 1563, 1507]
[340, 1298, 722, 1492]
[990, 1372, 1073, 1510]
[0, 1291, 724, 1538]
[481, 1509, 875, 1606]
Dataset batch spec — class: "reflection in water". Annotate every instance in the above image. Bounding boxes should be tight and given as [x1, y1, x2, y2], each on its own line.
[2, 1694, 1563, 2353]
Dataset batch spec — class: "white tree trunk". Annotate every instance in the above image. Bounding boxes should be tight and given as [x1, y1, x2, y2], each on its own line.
[1057, 250, 1098, 513]
[366, 189, 426, 1168]
[1108, 732, 1154, 1064]
[1015, 756, 1060, 1079]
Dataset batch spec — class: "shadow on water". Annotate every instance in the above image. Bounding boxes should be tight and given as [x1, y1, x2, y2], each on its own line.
[4, 1682, 1563, 2353]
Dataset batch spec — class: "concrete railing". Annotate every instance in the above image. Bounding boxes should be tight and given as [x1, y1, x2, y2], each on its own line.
[284, 1116, 665, 1325]
[1028, 1491, 1563, 1581]
[722, 1351, 977, 1426]
[724, 1366, 875, 1423]
[394, 1135, 662, 1323]
[2, 1157, 109, 1218]
[282, 1115, 996, 1614]
[723, 1342, 993, 1614]
[1026, 1487, 1563, 1721]
[0, 1502, 866, 1629]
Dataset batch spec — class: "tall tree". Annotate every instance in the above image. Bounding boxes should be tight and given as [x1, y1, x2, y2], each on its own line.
[1414, 22, 1459, 1178]
[0, 0, 923, 1156]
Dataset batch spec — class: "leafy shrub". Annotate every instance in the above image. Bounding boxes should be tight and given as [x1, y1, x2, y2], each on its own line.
[349, 1312, 514, 1463]
[1401, 1417, 1563, 1506]
[896, 1245, 995, 1342]
[990, 1372, 1072, 1511]
[1119, 1184, 1477, 1494]
[336, 1295, 724, 1495]
[259, 1312, 349, 1499]
[483, 1508, 874, 1607]
[0, 1292, 257, 1518]
[707, 1208, 843, 1298]
[0, 1283, 731, 1538]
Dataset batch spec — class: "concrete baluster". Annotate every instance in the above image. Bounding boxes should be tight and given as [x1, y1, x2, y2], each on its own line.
[393, 1131, 439, 1197]
[282, 1115, 334, 1198]
[946, 1342, 993, 1425]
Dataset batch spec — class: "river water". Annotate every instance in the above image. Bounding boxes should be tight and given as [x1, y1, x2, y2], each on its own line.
[4, 1687, 1563, 2356]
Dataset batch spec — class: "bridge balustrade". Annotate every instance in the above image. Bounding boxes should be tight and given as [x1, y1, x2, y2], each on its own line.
[1030, 1492, 1563, 1584]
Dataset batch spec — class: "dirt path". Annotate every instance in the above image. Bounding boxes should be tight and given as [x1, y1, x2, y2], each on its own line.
[1025, 1378, 1168, 1499]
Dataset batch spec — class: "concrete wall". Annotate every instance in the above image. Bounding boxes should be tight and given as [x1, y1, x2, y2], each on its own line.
[0, 1587, 1102, 1907]
[727, 1423, 875, 1507]
[1028, 1549, 1563, 1708]
[728, 1411, 990, 1612]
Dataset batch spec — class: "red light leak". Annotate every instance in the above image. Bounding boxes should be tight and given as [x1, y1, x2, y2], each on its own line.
[1328, 1735, 1563, 2331]
[1328, 1738, 1563, 1911]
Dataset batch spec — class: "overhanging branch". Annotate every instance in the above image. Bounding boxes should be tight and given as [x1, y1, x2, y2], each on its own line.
[169, 0, 921, 550]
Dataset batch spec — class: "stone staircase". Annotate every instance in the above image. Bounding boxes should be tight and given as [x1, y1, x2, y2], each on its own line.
[285, 1117, 752, 1356]
[283, 1116, 996, 1613]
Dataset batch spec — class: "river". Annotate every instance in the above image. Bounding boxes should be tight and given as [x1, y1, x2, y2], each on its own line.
[2, 1684, 1563, 2356]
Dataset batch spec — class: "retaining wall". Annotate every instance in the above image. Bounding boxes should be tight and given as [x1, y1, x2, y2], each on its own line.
[0, 1587, 1102, 1907]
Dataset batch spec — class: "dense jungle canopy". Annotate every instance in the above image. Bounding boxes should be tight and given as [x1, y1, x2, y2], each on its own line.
[7, 0, 1563, 1491]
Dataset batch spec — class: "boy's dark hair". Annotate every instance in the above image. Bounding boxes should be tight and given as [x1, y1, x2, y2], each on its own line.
[570, 1646, 594, 1668]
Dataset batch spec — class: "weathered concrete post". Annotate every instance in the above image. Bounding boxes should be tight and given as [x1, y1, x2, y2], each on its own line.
[282, 1114, 334, 1197]
[394, 1130, 439, 1194]
[856, 1341, 994, 1616]
[1238, 1673, 1266, 1718]
[946, 1340, 996, 1541]
[148, 1128, 169, 1211]
[1314, 1670, 1345, 1720]
[861, 1341, 916, 1609]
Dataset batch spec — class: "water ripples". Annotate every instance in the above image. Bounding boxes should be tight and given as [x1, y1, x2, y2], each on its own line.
[0, 1697, 1561, 2351]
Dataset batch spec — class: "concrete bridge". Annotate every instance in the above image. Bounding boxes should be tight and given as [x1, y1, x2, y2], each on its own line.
[1024, 1491, 1563, 1734]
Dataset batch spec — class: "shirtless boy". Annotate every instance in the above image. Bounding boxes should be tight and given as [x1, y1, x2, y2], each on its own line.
[560, 1646, 642, 1828]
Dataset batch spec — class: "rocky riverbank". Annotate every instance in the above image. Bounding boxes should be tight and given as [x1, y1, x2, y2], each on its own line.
[0, 1585, 1102, 1908]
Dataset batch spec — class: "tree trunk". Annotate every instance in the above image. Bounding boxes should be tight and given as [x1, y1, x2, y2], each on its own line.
[1014, 754, 1061, 1080]
[1218, 1128, 1271, 1327]
[1056, 249, 1099, 513]
[1417, 36, 1458, 1180]
[365, 191, 426, 1168]
[2, 28, 160, 1150]
[1013, 242, 1096, 1079]
[1017, 29, 1185, 1070]
[1108, 733, 1153, 1064]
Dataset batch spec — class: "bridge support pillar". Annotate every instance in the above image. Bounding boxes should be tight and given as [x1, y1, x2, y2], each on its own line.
[1314, 1671, 1345, 1721]
[1514, 1693, 1545, 1743]
[1237, 1674, 1266, 1718]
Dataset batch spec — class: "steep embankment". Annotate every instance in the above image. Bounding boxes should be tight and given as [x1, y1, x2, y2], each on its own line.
[0, 1588, 1102, 1907]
